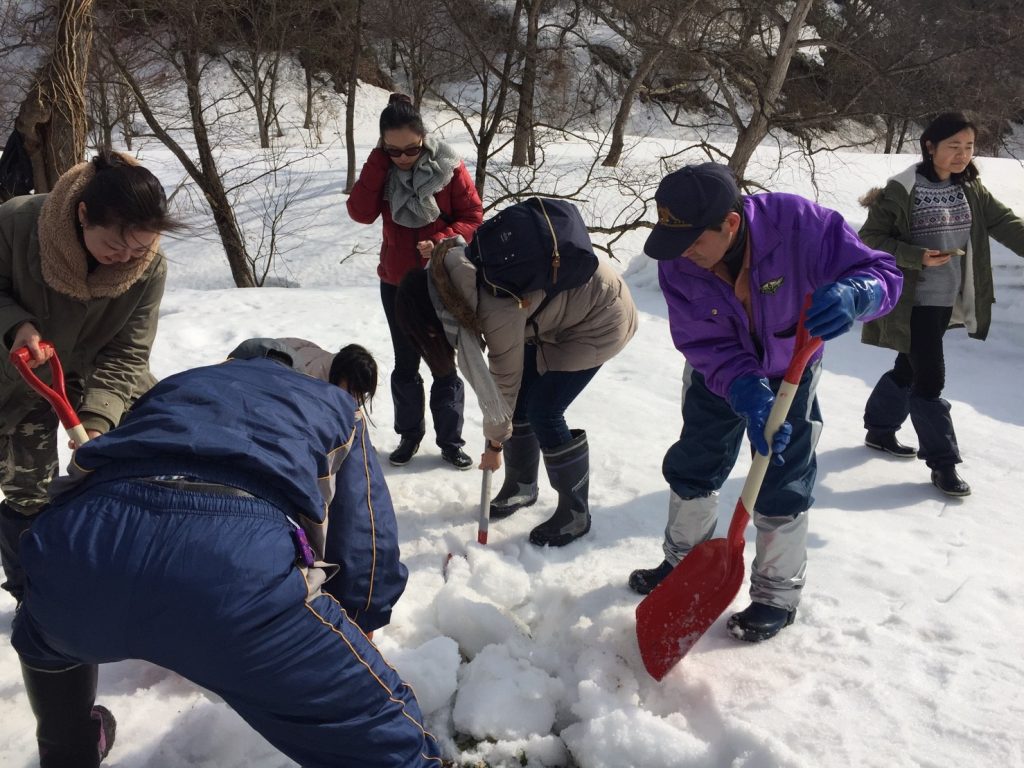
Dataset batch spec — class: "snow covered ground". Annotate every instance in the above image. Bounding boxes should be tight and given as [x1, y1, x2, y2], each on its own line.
[1, 96, 1023, 767]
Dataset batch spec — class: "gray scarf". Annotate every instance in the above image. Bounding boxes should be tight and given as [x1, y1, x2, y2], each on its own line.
[426, 246, 512, 429]
[385, 137, 460, 229]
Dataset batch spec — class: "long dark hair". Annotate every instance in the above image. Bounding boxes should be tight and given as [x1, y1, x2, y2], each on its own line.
[77, 151, 183, 233]
[329, 344, 378, 410]
[918, 112, 979, 185]
[379, 93, 425, 138]
[394, 268, 456, 376]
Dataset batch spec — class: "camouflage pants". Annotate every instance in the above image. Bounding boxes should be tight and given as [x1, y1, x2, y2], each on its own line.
[1, 395, 61, 602]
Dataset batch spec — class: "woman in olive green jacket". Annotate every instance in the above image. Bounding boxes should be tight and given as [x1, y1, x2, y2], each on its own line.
[859, 112, 1024, 497]
[0, 151, 178, 604]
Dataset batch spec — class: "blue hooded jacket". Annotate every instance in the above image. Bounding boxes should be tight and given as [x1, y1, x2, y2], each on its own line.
[54, 357, 407, 631]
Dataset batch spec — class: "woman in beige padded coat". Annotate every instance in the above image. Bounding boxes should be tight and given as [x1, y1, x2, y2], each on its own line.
[395, 238, 637, 548]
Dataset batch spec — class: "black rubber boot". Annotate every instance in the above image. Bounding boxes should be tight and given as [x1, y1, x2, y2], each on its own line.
[530, 430, 590, 547]
[628, 560, 674, 595]
[931, 466, 971, 497]
[726, 602, 796, 643]
[21, 661, 116, 767]
[490, 422, 540, 519]
[864, 430, 917, 459]
[388, 438, 420, 466]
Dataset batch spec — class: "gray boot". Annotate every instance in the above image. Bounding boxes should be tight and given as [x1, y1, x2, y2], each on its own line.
[490, 421, 540, 519]
[529, 430, 590, 547]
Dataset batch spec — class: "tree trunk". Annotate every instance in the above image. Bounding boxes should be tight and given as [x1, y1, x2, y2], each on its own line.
[15, 0, 94, 191]
[728, 0, 814, 178]
[303, 59, 314, 130]
[344, 0, 363, 193]
[603, 8, 687, 168]
[895, 119, 909, 154]
[511, 0, 541, 167]
[181, 49, 256, 287]
[603, 47, 664, 167]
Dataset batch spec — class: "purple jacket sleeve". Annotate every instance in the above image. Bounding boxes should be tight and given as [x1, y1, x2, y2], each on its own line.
[811, 206, 902, 322]
[658, 265, 763, 400]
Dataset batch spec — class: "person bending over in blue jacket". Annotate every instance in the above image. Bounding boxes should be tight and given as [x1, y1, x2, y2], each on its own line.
[629, 163, 903, 642]
[11, 349, 445, 768]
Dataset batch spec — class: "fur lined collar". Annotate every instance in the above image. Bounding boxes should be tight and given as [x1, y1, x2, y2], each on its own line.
[38, 155, 159, 301]
[859, 164, 919, 208]
[429, 240, 481, 334]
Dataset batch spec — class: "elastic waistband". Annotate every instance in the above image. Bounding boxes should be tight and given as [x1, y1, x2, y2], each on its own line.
[81, 477, 286, 524]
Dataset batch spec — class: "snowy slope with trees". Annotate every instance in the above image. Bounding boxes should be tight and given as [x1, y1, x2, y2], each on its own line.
[1, 118, 1022, 766]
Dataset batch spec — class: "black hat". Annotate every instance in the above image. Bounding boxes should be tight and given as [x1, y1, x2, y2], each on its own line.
[644, 163, 740, 260]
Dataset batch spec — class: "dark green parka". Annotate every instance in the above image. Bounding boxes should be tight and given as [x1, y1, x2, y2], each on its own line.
[0, 160, 166, 435]
[859, 164, 1024, 353]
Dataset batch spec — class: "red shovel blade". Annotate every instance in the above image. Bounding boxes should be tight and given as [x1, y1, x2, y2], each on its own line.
[635, 503, 749, 681]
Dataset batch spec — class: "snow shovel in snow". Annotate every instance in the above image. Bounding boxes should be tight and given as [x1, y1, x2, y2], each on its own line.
[10, 342, 91, 447]
[443, 466, 493, 575]
[635, 306, 822, 680]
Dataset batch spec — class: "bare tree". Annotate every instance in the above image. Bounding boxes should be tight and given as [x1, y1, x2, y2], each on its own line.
[15, 0, 94, 191]
[99, 0, 257, 286]
[432, 0, 526, 197]
[583, 0, 694, 167]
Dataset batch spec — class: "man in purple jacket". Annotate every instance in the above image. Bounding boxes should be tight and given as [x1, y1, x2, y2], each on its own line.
[629, 163, 902, 642]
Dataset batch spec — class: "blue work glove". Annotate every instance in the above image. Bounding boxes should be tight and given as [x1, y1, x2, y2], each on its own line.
[728, 375, 793, 466]
[805, 276, 884, 341]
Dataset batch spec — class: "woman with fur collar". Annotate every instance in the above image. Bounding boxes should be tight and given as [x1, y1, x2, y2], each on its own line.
[394, 238, 637, 548]
[347, 93, 483, 471]
[859, 112, 1024, 497]
[0, 151, 178, 602]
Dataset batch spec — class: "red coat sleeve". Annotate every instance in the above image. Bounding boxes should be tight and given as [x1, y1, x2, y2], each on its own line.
[346, 148, 392, 224]
[430, 162, 483, 244]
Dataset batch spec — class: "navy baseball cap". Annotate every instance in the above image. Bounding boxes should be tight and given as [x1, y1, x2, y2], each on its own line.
[644, 163, 740, 260]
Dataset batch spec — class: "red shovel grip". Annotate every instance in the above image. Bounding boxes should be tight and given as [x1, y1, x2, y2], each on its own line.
[10, 342, 90, 446]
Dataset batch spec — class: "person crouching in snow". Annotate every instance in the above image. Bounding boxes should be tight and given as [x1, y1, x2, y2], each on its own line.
[629, 162, 902, 642]
[11, 354, 445, 767]
[228, 336, 379, 411]
[393, 238, 637, 548]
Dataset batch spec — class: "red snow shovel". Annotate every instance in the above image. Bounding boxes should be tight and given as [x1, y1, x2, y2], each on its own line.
[636, 306, 822, 680]
[10, 342, 91, 447]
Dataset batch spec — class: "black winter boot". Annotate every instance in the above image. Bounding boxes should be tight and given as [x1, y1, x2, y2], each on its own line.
[21, 661, 116, 767]
[490, 422, 540, 519]
[864, 430, 917, 459]
[726, 602, 796, 643]
[388, 438, 421, 466]
[628, 560, 674, 595]
[530, 430, 590, 547]
[931, 466, 971, 497]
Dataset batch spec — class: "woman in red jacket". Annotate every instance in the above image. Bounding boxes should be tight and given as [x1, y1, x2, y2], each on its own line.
[347, 94, 483, 469]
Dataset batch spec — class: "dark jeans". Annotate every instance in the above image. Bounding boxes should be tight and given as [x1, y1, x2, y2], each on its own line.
[380, 281, 465, 449]
[512, 344, 600, 450]
[662, 363, 822, 519]
[864, 305, 960, 467]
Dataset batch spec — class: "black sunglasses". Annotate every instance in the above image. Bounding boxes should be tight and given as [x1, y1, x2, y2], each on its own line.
[383, 145, 424, 158]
